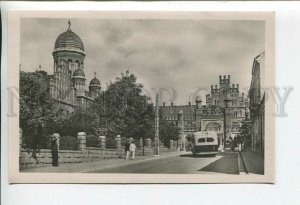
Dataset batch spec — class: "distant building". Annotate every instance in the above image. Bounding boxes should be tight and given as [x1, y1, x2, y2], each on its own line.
[249, 52, 265, 157]
[160, 75, 250, 148]
[22, 21, 101, 114]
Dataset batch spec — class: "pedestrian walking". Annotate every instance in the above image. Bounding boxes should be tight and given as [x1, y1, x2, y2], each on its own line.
[125, 140, 130, 160]
[51, 133, 60, 167]
[130, 141, 137, 160]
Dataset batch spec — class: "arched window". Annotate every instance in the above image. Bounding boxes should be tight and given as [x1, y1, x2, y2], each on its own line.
[68, 59, 72, 71]
[75, 60, 80, 70]
[205, 122, 221, 131]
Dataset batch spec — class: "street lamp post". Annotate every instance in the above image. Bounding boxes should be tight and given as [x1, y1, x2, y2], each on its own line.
[223, 96, 232, 151]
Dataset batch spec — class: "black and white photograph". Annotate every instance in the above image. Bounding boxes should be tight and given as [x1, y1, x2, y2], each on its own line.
[8, 11, 275, 183]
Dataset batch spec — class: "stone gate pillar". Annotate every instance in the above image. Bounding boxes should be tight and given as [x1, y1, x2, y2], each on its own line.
[99, 136, 106, 149]
[115, 135, 121, 149]
[19, 128, 23, 150]
[77, 132, 86, 150]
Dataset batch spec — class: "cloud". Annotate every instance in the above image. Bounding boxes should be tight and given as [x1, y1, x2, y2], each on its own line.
[20, 18, 264, 105]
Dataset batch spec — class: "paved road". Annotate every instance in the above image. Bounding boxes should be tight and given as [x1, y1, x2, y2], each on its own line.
[88, 152, 239, 174]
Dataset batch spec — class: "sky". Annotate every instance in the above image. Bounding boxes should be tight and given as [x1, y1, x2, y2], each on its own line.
[20, 18, 264, 105]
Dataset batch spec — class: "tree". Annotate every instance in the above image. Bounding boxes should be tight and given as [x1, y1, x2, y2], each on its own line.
[20, 71, 64, 149]
[238, 120, 253, 149]
[91, 70, 154, 140]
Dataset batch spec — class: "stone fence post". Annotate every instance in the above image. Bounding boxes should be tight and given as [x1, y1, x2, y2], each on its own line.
[19, 128, 23, 150]
[115, 135, 121, 150]
[169, 140, 174, 150]
[53, 133, 60, 150]
[99, 136, 106, 149]
[77, 132, 86, 150]
[145, 138, 151, 147]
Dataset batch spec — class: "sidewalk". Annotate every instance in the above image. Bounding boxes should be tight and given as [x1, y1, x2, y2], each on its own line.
[240, 151, 264, 175]
[21, 151, 184, 173]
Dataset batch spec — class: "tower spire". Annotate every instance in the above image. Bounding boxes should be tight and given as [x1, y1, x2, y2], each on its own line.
[68, 20, 71, 30]
[94, 72, 96, 78]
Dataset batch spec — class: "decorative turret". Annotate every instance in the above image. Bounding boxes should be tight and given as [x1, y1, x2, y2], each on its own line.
[195, 95, 202, 109]
[72, 68, 86, 96]
[89, 72, 101, 99]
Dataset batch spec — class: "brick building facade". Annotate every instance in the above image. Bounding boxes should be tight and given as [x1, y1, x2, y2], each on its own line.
[22, 21, 101, 114]
[160, 75, 250, 149]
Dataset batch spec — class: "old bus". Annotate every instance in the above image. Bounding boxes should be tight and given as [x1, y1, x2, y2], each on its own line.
[191, 131, 219, 157]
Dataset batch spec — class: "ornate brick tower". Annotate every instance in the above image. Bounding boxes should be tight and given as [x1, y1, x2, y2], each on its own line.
[72, 68, 86, 97]
[49, 20, 86, 112]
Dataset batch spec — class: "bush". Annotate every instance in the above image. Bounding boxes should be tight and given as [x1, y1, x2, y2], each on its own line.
[22, 133, 52, 150]
[86, 135, 98, 148]
[59, 136, 78, 150]
[106, 137, 116, 149]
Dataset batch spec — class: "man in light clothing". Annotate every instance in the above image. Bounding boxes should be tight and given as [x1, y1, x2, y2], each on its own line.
[130, 141, 137, 160]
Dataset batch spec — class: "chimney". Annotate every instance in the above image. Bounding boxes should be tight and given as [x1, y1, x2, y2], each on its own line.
[188, 102, 191, 106]
[228, 75, 230, 81]
[232, 84, 235, 88]
[171, 102, 173, 107]
[219, 75, 222, 82]
[211, 85, 213, 90]
[163, 102, 165, 107]
[215, 85, 217, 89]
[223, 75, 226, 79]
[237, 84, 239, 90]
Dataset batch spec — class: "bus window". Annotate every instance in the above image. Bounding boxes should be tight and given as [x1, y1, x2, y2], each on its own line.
[206, 137, 214, 142]
[198, 138, 205, 143]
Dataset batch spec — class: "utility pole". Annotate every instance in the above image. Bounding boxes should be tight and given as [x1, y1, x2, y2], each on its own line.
[154, 92, 159, 156]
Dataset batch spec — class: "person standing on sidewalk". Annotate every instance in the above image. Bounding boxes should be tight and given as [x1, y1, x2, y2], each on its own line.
[125, 140, 130, 160]
[130, 141, 137, 160]
[51, 134, 60, 167]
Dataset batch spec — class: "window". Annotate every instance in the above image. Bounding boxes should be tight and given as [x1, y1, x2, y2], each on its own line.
[198, 138, 205, 143]
[206, 137, 214, 142]
[75, 60, 80, 69]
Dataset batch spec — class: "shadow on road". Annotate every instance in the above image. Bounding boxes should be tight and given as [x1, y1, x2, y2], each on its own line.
[180, 153, 217, 158]
[198, 152, 239, 175]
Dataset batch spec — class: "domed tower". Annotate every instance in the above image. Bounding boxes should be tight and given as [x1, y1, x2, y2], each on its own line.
[89, 72, 101, 99]
[52, 20, 85, 74]
[72, 68, 86, 96]
[50, 20, 85, 111]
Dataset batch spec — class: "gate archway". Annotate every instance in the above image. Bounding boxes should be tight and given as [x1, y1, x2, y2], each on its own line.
[205, 122, 221, 132]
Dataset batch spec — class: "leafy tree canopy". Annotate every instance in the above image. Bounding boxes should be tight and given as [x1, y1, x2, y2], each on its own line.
[20, 71, 64, 149]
